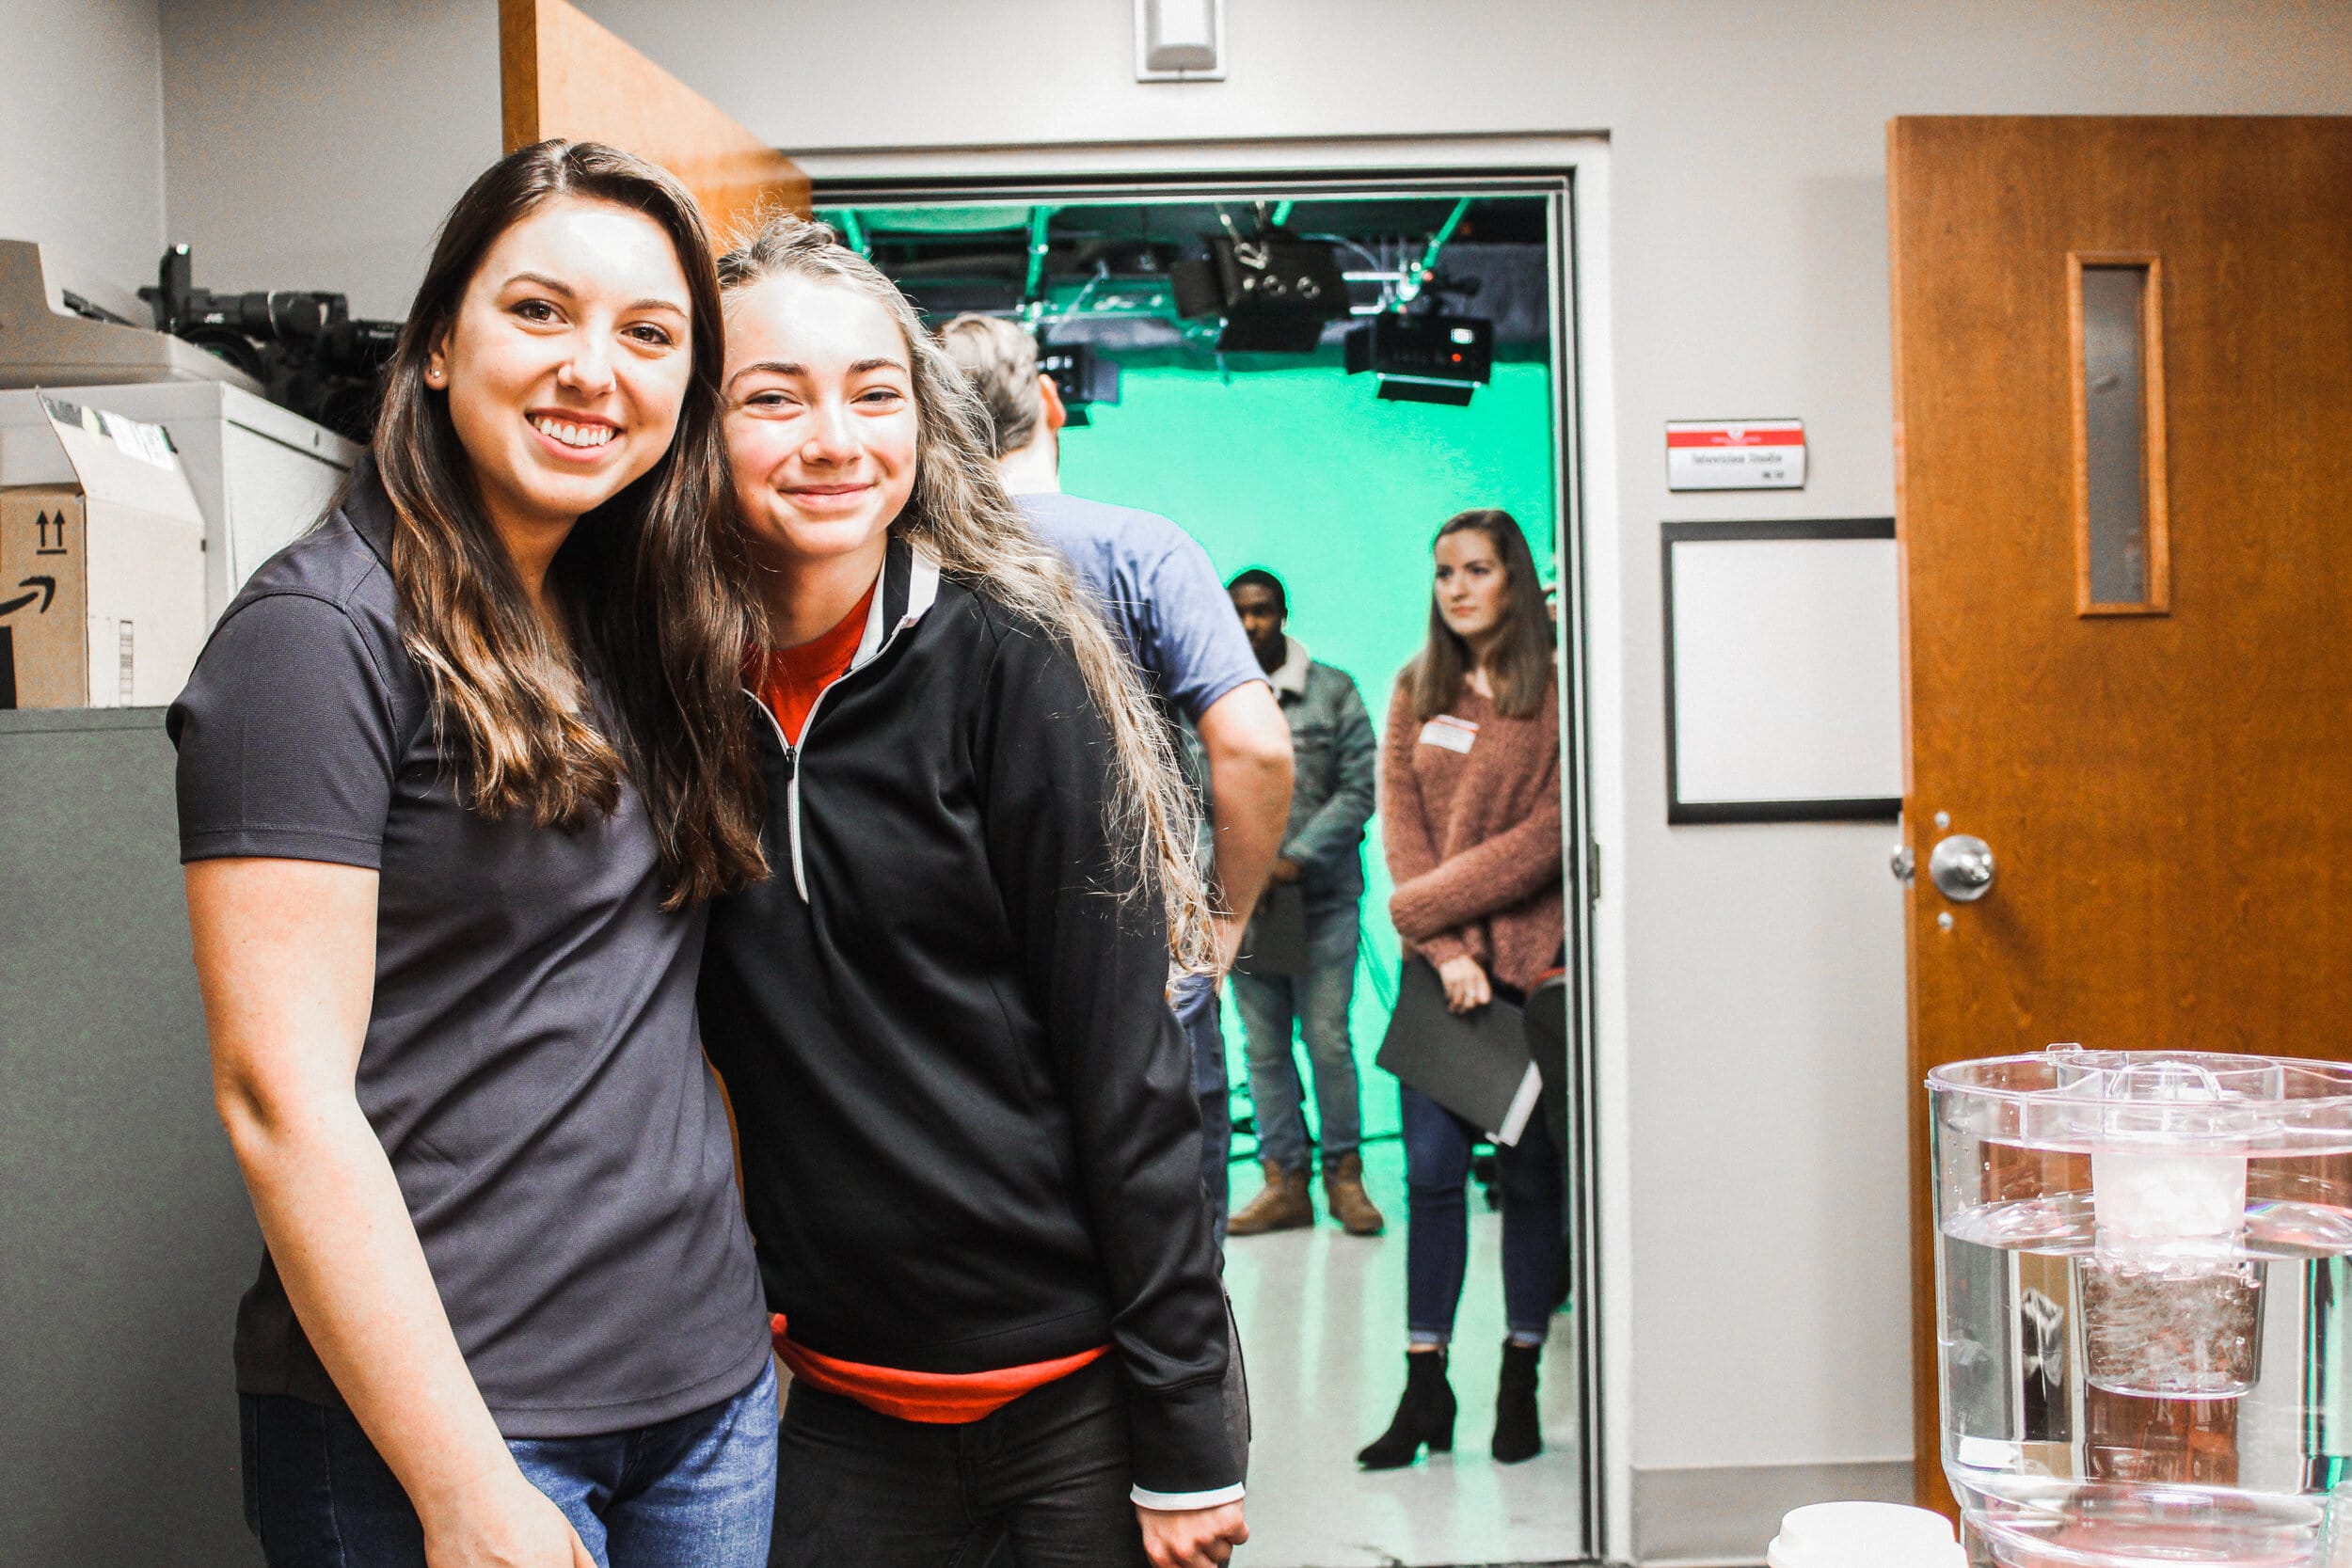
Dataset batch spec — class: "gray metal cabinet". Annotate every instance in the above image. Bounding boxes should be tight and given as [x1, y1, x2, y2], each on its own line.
[0, 709, 261, 1566]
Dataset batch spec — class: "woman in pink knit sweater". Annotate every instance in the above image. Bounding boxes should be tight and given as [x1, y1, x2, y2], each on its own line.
[1358, 509, 1565, 1472]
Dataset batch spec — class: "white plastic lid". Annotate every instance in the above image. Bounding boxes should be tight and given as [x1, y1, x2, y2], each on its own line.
[1766, 1501, 1965, 1568]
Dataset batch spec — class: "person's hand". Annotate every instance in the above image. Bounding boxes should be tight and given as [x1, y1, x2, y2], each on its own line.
[1213, 914, 1249, 976]
[421, 1465, 595, 1568]
[1437, 954, 1492, 1015]
[1137, 1500, 1248, 1568]
[1268, 856, 1302, 886]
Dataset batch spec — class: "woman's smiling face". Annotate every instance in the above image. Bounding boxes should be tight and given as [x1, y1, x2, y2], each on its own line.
[722, 272, 919, 572]
[429, 195, 694, 534]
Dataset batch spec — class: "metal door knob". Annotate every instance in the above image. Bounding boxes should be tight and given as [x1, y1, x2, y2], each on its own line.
[1929, 834, 1995, 902]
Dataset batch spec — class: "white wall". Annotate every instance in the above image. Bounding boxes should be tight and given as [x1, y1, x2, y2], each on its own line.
[147, 1, 2352, 1556]
[0, 0, 167, 320]
[155, 0, 501, 321]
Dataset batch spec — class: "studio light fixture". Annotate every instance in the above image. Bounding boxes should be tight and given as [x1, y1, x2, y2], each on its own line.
[1038, 338, 1121, 426]
[1344, 312, 1495, 406]
[1170, 220, 1348, 354]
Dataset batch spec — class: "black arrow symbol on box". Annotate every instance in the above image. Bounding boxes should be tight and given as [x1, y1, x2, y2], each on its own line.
[0, 576, 57, 617]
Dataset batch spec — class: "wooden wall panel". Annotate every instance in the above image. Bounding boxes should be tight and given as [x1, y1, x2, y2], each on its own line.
[500, 0, 811, 243]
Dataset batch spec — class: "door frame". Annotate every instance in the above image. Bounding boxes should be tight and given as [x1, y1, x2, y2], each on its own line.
[797, 132, 1628, 1563]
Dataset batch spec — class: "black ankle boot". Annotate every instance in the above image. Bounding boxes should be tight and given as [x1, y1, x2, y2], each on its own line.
[1492, 1340, 1543, 1463]
[1357, 1350, 1455, 1469]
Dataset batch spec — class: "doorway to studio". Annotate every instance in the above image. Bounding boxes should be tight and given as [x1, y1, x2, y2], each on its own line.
[812, 167, 1598, 1566]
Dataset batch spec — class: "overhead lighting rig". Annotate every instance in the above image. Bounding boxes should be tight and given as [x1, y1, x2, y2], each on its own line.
[1169, 206, 1349, 354]
[833, 195, 1512, 404]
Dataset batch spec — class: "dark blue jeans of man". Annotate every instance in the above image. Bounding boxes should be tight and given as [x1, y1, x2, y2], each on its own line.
[1174, 972, 1232, 1240]
[1230, 895, 1363, 1172]
[241, 1360, 777, 1567]
[1199, 1079, 1232, 1242]
[1401, 1085, 1565, 1346]
[771, 1354, 1150, 1568]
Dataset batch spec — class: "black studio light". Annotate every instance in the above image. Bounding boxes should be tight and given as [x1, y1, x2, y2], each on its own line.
[1343, 311, 1494, 406]
[1038, 339, 1121, 427]
[1170, 230, 1349, 354]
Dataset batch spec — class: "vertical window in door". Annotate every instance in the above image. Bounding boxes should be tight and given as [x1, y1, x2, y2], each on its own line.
[2069, 255, 2169, 614]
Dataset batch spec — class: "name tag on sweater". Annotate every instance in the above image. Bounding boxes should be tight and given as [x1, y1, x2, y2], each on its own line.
[1418, 715, 1479, 753]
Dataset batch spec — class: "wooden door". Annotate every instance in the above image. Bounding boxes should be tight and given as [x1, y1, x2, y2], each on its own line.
[1891, 116, 2352, 1516]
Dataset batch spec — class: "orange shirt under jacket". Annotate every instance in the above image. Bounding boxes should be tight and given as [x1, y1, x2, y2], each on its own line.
[772, 1316, 1109, 1424]
[755, 580, 876, 746]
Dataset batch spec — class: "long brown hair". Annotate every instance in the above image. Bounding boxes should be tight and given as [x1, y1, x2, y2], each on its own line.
[718, 215, 1216, 973]
[373, 139, 765, 907]
[1406, 508, 1554, 721]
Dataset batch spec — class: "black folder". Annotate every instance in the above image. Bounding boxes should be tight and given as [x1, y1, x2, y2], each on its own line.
[1375, 958, 1543, 1146]
[1234, 884, 1309, 977]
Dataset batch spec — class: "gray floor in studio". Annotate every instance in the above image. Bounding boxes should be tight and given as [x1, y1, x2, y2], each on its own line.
[1221, 1139, 1584, 1568]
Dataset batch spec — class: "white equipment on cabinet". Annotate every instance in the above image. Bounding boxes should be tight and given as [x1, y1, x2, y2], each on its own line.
[0, 240, 262, 394]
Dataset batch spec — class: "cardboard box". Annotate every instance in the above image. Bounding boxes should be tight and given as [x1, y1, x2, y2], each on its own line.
[0, 396, 206, 707]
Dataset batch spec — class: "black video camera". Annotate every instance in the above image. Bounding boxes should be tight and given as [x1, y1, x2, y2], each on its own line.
[140, 245, 402, 443]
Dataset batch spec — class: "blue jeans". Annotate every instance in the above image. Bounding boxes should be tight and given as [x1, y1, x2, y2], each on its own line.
[1200, 1083, 1232, 1242]
[1401, 1085, 1564, 1345]
[1230, 895, 1363, 1172]
[1175, 973, 1232, 1239]
[241, 1360, 778, 1567]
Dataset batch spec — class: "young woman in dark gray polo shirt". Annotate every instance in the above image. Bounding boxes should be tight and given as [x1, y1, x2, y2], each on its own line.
[169, 142, 776, 1568]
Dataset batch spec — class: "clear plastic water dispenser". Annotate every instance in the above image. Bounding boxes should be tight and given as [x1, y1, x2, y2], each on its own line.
[1931, 1049, 2352, 1566]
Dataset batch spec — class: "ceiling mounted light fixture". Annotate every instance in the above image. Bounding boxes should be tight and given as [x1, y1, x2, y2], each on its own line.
[1345, 313, 1495, 406]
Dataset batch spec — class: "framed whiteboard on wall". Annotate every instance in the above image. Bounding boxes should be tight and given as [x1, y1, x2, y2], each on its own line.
[1661, 518, 1904, 824]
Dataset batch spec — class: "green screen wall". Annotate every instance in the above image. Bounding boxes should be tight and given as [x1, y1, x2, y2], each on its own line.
[1057, 352, 1558, 1147]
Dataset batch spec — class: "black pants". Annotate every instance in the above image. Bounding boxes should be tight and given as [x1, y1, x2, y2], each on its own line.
[770, 1357, 1148, 1568]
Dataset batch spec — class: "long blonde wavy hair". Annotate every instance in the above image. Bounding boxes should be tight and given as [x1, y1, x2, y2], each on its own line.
[718, 214, 1216, 974]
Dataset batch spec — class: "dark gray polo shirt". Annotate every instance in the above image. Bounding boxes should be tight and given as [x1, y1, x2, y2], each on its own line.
[167, 468, 770, 1437]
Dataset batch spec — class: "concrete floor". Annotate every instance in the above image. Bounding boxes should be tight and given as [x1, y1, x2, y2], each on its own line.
[1221, 1138, 1584, 1567]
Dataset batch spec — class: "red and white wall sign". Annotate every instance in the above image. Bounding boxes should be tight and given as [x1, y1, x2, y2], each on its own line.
[1666, 419, 1807, 490]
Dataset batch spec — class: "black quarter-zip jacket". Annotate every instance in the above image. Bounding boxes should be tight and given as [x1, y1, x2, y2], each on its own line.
[697, 539, 1238, 1498]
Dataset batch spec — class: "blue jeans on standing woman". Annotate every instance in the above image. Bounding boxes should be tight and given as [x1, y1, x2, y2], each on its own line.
[1402, 1085, 1564, 1345]
[240, 1360, 778, 1567]
[1231, 895, 1363, 1171]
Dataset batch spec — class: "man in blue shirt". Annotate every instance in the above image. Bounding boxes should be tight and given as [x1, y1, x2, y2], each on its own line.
[940, 316, 1295, 1238]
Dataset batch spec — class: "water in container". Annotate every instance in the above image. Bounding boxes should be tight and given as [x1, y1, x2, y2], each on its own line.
[1931, 1050, 2352, 1567]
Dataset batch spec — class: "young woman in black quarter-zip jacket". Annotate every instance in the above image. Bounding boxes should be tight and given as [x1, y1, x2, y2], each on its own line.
[695, 217, 1248, 1568]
